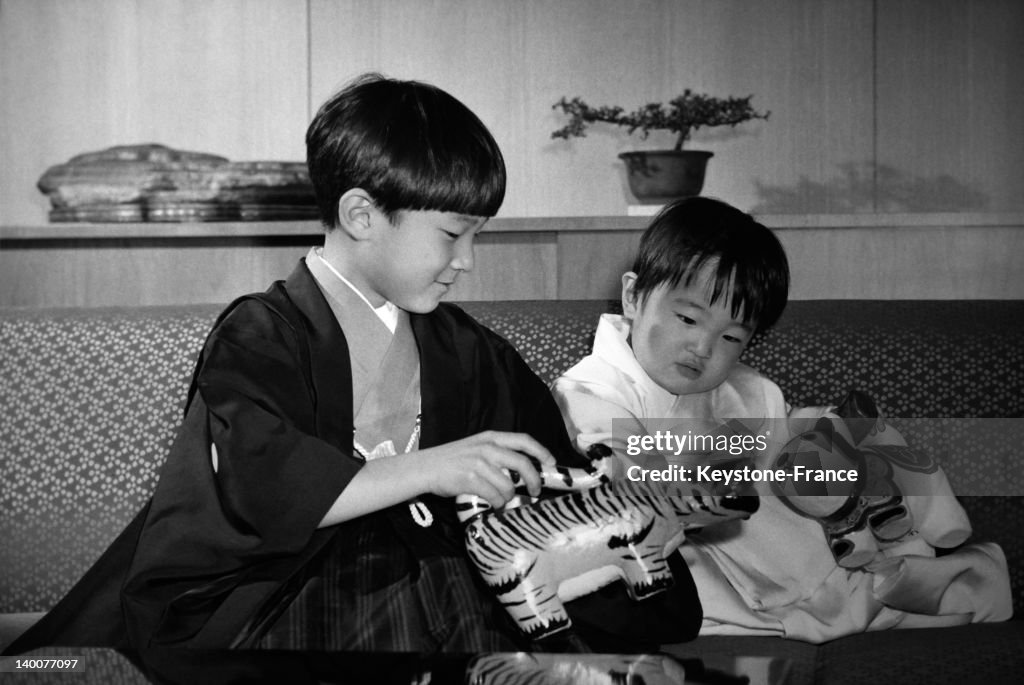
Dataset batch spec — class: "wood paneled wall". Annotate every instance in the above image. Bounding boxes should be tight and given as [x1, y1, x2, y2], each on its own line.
[2, 214, 1021, 308]
[0, 0, 310, 225]
[2, 0, 1023, 225]
[875, 0, 1024, 213]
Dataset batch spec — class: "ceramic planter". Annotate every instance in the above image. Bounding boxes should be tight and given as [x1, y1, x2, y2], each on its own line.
[618, 150, 713, 201]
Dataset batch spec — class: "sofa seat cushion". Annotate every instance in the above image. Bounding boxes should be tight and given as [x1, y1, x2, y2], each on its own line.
[463, 300, 1024, 419]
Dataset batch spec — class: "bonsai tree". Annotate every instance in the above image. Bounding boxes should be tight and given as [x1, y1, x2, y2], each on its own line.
[552, 90, 769, 151]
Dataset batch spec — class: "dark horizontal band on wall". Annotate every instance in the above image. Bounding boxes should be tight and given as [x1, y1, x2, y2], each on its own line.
[2, 212, 1023, 241]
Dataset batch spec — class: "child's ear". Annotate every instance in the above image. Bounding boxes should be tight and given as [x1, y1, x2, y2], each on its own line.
[621, 272, 640, 319]
[335, 188, 375, 240]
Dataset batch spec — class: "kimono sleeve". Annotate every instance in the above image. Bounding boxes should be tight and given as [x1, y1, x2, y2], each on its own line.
[551, 365, 666, 474]
[122, 299, 360, 646]
[195, 300, 360, 544]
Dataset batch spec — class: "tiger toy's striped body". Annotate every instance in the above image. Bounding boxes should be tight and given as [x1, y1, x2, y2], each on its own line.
[455, 445, 759, 640]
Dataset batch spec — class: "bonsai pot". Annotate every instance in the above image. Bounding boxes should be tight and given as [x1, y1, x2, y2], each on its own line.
[618, 150, 713, 201]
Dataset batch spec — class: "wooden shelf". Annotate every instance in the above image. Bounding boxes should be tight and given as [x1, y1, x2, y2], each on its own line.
[758, 212, 1024, 229]
[0, 220, 325, 240]
[0, 216, 650, 240]
[2, 212, 1023, 241]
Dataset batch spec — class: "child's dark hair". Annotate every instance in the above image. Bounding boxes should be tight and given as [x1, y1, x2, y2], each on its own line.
[631, 197, 790, 333]
[306, 73, 506, 228]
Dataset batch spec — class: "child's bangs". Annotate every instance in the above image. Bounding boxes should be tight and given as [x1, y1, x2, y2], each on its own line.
[680, 256, 763, 328]
[631, 197, 789, 333]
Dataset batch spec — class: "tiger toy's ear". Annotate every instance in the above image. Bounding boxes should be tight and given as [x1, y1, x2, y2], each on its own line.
[585, 443, 614, 462]
[835, 389, 883, 444]
[580, 443, 616, 483]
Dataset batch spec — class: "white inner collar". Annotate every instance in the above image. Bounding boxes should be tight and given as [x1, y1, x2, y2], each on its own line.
[312, 247, 398, 333]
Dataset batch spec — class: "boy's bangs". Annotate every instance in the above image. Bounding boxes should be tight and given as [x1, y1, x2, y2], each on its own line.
[384, 143, 505, 218]
[374, 87, 506, 218]
[306, 75, 507, 227]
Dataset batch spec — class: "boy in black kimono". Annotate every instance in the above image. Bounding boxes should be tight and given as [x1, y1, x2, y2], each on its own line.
[8, 74, 700, 654]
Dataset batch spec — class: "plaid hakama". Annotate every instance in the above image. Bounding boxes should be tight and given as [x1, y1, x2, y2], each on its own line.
[256, 515, 522, 652]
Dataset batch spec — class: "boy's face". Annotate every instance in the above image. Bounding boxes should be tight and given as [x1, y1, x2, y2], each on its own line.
[622, 269, 754, 396]
[366, 209, 486, 313]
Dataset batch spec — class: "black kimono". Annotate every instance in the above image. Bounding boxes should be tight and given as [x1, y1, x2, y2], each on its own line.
[7, 260, 700, 654]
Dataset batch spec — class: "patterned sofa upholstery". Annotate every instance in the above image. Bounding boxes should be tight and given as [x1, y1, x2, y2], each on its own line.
[1, 300, 1022, 678]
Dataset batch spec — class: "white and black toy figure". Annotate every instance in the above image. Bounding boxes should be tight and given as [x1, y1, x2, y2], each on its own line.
[772, 390, 967, 569]
[456, 444, 759, 641]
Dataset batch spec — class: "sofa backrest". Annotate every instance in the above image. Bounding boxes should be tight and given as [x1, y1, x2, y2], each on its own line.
[460, 300, 1024, 417]
[2, 300, 1022, 616]
[1, 305, 221, 614]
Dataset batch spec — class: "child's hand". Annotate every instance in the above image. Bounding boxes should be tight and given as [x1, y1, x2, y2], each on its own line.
[417, 431, 555, 508]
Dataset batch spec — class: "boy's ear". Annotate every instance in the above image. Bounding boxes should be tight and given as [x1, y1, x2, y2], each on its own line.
[335, 188, 376, 240]
[621, 272, 640, 319]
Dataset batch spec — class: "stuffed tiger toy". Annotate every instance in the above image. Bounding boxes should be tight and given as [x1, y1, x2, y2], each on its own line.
[455, 444, 759, 640]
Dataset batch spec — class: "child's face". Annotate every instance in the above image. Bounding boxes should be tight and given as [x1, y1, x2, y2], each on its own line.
[367, 209, 486, 313]
[622, 269, 754, 396]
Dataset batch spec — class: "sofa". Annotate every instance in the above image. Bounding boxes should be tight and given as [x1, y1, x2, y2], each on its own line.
[1, 299, 1022, 683]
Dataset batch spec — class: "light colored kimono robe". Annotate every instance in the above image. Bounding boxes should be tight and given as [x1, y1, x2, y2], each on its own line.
[553, 313, 1011, 643]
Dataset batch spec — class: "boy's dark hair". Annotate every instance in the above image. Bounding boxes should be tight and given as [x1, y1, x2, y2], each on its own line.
[631, 197, 790, 333]
[306, 73, 506, 228]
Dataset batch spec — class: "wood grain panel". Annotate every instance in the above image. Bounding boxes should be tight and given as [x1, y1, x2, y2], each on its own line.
[0, 232, 557, 307]
[556, 231, 642, 301]
[2, 218, 1021, 307]
[523, 0, 874, 216]
[521, 0, 680, 218]
[640, 0, 876, 215]
[309, 0, 531, 211]
[776, 226, 1024, 299]
[0, 239, 308, 308]
[555, 221, 1024, 301]
[7, 2, 1022, 221]
[309, 1, 874, 218]
[876, 0, 1024, 212]
[444, 232, 558, 302]
[0, 0, 309, 226]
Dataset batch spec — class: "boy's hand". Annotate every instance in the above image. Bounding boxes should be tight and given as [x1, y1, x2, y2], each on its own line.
[417, 431, 555, 508]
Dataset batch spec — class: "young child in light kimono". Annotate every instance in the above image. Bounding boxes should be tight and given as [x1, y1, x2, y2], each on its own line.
[552, 197, 1011, 643]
